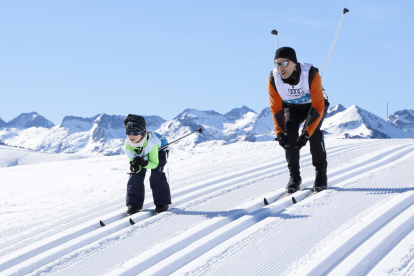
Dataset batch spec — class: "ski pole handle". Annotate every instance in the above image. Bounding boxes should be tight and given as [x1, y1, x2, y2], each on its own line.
[159, 128, 203, 151]
[271, 29, 279, 50]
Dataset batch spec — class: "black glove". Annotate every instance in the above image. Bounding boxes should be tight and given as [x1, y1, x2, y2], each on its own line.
[130, 156, 149, 173]
[276, 133, 290, 149]
[130, 161, 140, 173]
[294, 132, 310, 151]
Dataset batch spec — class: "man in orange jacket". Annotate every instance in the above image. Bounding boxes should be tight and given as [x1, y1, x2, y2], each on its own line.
[268, 47, 329, 193]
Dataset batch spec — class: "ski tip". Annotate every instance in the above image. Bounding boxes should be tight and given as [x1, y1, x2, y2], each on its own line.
[264, 198, 269, 206]
[99, 220, 105, 227]
[129, 218, 135, 225]
[292, 197, 297, 204]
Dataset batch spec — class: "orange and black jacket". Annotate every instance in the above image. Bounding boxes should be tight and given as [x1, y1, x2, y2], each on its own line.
[267, 64, 325, 137]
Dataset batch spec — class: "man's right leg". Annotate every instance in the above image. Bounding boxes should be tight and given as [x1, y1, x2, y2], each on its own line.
[284, 107, 302, 193]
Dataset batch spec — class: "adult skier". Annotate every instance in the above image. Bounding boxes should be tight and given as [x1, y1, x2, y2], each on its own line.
[123, 114, 171, 215]
[268, 47, 329, 193]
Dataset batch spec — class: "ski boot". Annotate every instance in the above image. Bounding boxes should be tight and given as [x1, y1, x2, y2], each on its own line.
[286, 170, 302, 194]
[155, 204, 169, 214]
[313, 165, 328, 192]
[126, 205, 141, 216]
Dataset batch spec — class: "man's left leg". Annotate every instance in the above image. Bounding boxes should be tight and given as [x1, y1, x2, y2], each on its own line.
[309, 100, 329, 192]
[309, 128, 328, 191]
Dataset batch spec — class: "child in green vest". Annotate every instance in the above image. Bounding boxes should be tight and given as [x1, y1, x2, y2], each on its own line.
[124, 114, 171, 215]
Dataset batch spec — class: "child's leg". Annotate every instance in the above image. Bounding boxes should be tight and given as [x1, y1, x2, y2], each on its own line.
[149, 150, 172, 206]
[126, 168, 147, 209]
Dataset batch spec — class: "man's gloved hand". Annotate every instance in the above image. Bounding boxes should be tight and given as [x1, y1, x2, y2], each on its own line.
[276, 133, 290, 149]
[130, 156, 149, 173]
[294, 132, 310, 151]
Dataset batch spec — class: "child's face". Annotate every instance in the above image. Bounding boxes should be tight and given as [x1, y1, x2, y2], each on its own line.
[127, 134, 143, 143]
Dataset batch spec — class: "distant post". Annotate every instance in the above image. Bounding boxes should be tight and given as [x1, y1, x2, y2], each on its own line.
[387, 102, 389, 139]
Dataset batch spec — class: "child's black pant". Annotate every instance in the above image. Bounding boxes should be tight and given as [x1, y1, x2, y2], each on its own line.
[126, 150, 171, 209]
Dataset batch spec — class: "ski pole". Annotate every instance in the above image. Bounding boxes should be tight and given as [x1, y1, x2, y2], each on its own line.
[159, 128, 202, 151]
[271, 30, 279, 49]
[321, 8, 350, 79]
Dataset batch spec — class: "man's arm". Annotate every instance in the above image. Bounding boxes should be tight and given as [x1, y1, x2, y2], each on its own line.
[303, 72, 325, 136]
[268, 75, 285, 135]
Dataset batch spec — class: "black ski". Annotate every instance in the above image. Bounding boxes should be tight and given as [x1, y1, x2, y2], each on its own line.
[99, 220, 106, 227]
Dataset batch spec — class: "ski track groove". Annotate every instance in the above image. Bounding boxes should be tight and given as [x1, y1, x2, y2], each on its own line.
[368, 231, 414, 276]
[170, 144, 414, 276]
[0, 142, 364, 274]
[144, 143, 414, 276]
[1, 140, 411, 275]
[329, 198, 414, 275]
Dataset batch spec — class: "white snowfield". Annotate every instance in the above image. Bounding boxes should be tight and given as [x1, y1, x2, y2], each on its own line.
[1, 139, 414, 276]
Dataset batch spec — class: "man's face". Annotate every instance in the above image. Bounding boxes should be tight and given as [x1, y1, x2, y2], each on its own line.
[275, 58, 296, 79]
[127, 134, 143, 143]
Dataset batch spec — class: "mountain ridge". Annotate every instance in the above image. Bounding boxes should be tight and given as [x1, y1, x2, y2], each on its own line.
[0, 104, 413, 154]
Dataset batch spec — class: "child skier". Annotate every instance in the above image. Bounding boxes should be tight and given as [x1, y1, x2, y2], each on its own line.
[123, 114, 171, 215]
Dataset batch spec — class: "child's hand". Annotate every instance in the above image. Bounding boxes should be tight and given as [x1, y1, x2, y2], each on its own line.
[130, 160, 141, 173]
[130, 157, 149, 173]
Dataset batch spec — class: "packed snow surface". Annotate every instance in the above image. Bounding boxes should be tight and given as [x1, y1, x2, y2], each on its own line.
[1, 138, 414, 275]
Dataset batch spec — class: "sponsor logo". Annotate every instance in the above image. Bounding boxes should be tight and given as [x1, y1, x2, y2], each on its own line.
[288, 88, 302, 96]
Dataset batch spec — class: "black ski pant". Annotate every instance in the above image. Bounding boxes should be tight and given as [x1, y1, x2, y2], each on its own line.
[284, 102, 329, 175]
[126, 150, 171, 209]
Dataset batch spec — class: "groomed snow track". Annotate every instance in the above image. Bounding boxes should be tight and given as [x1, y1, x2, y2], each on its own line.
[1, 139, 414, 275]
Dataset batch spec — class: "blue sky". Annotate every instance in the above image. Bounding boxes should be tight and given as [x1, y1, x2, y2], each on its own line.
[1, 1, 413, 125]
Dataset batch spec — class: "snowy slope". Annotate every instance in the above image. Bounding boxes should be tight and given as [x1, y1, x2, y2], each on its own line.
[0, 146, 92, 168]
[1, 139, 414, 275]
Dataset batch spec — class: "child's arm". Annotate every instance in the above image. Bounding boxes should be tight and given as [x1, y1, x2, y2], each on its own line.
[144, 144, 160, 169]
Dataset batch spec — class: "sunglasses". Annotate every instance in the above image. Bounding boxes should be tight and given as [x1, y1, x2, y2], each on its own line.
[126, 130, 145, 136]
[275, 60, 290, 68]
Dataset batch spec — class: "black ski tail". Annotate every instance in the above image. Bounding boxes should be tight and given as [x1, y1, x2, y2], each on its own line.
[264, 198, 269, 206]
[99, 220, 105, 227]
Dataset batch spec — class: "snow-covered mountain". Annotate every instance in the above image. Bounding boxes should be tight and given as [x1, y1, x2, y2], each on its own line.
[0, 117, 8, 128]
[0, 113, 166, 155]
[156, 107, 262, 149]
[1, 105, 414, 154]
[8, 112, 55, 128]
[322, 105, 414, 139]
[325, 103, 346, 118]
[224, 105, 256, 120]
[388, 109, 414, 132]
[246, 107, 275, 142]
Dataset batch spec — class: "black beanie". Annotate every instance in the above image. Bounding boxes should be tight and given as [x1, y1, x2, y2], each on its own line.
[124, 114, 146, 134]
[275, 47, 297, 63]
